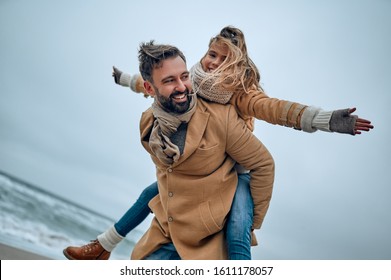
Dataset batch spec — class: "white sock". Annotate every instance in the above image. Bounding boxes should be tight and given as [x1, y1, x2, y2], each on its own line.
[97, 225, 124, 252]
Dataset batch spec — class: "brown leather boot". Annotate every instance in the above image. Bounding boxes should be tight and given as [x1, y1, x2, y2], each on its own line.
[63, 239, 111, 260]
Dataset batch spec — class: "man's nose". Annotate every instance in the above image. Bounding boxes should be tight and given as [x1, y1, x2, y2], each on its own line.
[176, 80, 186, 92]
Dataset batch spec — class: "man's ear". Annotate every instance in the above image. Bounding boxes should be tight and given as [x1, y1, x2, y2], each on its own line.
[144, 81, 155, 97]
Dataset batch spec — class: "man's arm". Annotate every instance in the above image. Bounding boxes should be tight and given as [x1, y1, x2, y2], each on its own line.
[225, 105, 275, 230]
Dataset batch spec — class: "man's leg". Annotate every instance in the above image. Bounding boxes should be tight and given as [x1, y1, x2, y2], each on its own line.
[143, 243, 181, 260]
[225, 173, 253, 260]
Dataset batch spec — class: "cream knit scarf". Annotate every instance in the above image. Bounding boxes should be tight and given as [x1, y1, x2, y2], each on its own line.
[149, 93, 197, 165]
[190, 62, 234, 104]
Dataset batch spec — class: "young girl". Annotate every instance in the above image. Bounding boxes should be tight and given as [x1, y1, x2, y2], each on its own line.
[63, 26, 373, 260]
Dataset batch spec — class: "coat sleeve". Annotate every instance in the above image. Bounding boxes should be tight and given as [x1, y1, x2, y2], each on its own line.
[232, 89, 309, 129]
[120, 72, 150, 98]
[225, 106, 275, 230]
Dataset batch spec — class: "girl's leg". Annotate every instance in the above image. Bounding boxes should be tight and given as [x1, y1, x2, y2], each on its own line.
[97, 181, 159, 251]
[114, 181, 159, 236]
[63, 181, 158, 260]
[225, 173, 253, 260]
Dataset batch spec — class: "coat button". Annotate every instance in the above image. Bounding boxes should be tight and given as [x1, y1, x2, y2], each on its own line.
[168, 192, 173, 197]
[168, 168, 173, 173]
[168, 216, 173, 222]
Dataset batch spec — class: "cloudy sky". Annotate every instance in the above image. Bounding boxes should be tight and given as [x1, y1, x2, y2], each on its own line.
[1, 0, 390, 259]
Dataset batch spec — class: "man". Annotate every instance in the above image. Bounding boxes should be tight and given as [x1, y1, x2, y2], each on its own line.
[131, 41, 274, 260]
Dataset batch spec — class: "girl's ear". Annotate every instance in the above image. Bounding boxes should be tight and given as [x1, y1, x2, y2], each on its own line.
[144, 81, 155, 97]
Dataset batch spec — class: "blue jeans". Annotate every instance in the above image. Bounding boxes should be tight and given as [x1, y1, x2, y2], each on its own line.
[143, 243, 181, 260]
[114, 173, 253, 260]
[226, 173, 253, 260]
[114, 181, 159, 236]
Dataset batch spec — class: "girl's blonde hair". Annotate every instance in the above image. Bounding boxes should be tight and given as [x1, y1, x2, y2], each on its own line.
[202, 26, 263, 94]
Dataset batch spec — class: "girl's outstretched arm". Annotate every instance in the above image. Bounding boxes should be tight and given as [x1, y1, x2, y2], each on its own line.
[112, 66, 150, 98]
[233, 89, 374, 135]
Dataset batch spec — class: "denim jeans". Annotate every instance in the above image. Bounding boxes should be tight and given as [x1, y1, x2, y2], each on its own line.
[114, 173, 253, 260]
[143, 243, 181, 260]
[225, 173, 253, 260]
[114, 181, 159, 237]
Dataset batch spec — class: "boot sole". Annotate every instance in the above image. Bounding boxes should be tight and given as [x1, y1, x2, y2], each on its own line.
[63, 249, 76, 260]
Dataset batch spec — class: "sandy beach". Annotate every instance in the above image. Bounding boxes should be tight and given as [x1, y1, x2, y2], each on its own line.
[0, 242, 52, 260]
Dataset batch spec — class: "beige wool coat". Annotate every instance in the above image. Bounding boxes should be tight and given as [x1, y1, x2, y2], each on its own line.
[131, 74, 309, 133]
[131, 98, 275, 260]
[229, 88, 308, 132]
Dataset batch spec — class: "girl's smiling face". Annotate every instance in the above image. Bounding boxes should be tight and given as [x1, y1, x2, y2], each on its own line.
[201, 42, 228, 73]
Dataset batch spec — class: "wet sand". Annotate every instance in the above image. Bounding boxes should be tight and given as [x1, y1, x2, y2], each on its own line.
[0, 242, 52, 260]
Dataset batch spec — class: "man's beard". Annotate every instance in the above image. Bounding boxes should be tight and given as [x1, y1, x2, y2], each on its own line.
[156, 89, 192, 114]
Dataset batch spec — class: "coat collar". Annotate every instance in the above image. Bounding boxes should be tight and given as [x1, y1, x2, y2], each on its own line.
[140, 98, 210, 168]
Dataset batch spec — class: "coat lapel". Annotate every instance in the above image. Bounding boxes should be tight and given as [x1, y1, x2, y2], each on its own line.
[172, 101, 209, 167]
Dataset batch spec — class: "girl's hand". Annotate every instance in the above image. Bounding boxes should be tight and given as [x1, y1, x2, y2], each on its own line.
[349, 108, 374, 135]
[112, 66, 123, 85]
[329, 107, 374, 135]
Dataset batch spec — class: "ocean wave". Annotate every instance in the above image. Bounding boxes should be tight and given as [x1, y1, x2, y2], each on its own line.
[0, 171, 137, 259]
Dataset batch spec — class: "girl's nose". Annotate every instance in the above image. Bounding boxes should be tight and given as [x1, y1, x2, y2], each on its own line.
[214, 58, 224, 68]
[211, 60, 220, 67]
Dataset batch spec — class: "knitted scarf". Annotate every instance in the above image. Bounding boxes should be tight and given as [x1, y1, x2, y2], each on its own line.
[190, 62, 234, 104]
[149, 93, 197, 165]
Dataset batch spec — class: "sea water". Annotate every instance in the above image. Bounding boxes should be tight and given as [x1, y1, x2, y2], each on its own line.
[0, 171, 142, 260]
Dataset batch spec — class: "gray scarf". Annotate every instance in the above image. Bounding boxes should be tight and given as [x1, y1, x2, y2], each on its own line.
[149, 93, 197, 165]
[190, 62, 234, 104]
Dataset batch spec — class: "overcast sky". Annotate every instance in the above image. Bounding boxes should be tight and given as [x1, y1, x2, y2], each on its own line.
[1, 0, 390, 259]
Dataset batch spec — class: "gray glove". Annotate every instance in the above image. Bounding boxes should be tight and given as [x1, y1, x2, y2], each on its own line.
[329, 109, 357, 135]
[112, 66, 122, 85]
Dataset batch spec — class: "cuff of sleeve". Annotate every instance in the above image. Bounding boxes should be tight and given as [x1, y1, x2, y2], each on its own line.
[234, 163, 249, 174]
[312, 110, 332, 132]
[300, 106, 320, 133]
[119, 73, 131, 87]
[130, 75, 142, 92]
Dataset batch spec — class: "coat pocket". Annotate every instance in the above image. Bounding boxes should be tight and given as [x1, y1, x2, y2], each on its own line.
[186, 144, 224, 175]
[194, 143, 220, 156]
[199, 201, 223, 235]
